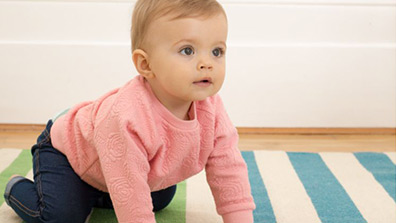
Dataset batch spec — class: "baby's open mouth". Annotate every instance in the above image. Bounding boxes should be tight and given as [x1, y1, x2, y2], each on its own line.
[193, 78, 212, 84]
[193, 78, 212, 87]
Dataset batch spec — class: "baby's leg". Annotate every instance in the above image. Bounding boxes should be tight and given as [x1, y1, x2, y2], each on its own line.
[4, 121, 102, 223]
[93, 185, 177, 212]
[151, 185, 177, 212]
[4, 176, 40, 222]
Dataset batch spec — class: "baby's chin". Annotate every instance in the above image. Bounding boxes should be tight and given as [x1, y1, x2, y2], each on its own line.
[191, 91, 218, 102]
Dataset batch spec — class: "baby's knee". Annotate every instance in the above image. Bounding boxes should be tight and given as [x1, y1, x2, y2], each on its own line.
[152, 184, 177, 212]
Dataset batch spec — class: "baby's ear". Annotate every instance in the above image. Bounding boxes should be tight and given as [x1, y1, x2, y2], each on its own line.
[132, 49, 154, 79]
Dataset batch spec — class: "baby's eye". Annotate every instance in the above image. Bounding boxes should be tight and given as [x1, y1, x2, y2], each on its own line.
[180, 47, 194, 56]
[212, 48, 224, 57]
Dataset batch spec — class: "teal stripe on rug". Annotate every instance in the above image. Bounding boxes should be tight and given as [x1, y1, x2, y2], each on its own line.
[242, 151, 276, 223]
[288, 152, 367, 223]
[0, 149, 32, 206]
[354, 152, 396, 202]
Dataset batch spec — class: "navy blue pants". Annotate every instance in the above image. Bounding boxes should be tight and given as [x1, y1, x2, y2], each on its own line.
[4, 120, 176, 223]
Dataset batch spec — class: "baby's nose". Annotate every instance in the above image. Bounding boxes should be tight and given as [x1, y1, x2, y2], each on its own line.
[199, 64, 213, 70]
[197, 58, 213, 70]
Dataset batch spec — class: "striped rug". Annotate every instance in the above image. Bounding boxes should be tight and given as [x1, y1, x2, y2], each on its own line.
[0, 148, 395, 223]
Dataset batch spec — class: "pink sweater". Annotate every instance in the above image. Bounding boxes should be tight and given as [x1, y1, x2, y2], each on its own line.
[50, 75, 255, 223]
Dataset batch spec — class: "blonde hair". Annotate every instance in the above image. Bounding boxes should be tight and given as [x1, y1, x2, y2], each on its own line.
[131, 0, 226, 51]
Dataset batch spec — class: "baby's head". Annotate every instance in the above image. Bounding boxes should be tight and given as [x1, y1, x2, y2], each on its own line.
[131, 0, 226, 51]
[131, 0, 228, 107]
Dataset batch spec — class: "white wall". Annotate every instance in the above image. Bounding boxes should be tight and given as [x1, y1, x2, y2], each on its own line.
[0, 0, 395, 127]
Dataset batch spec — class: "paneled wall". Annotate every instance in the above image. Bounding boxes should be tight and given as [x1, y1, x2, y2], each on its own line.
[0, 0, 395, 127]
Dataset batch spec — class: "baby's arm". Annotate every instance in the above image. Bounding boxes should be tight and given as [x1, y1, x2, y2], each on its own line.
[205, 97, 256, 223]
[206, 132, 255, 223]
[95, 125, 155, 223]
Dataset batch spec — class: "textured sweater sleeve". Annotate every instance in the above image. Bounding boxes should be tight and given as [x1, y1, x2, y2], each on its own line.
[94, 118, 155, 223]
[205, 96, 256, 223]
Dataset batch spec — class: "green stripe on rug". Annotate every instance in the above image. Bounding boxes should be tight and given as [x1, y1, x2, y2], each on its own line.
[89, 208, 117, 223]
[0, 149, 32, 206]
[89, 181, 186, 223]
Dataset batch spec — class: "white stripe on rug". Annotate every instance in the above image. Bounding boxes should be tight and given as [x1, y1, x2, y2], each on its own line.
[254, 150, 321, 223]
[0, 149, 22, 173]
[0, 204, 22, 223]
[26, 169, 34, 181]
[186, 170, 222, 223]
[384, 152, 396, 165]
[0, 167, 33, 223]
[321, 152, 396, 223]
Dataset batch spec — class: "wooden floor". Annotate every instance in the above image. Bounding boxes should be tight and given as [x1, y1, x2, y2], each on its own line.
[0, 129, 395, 152]
[238, 134, 395, 152]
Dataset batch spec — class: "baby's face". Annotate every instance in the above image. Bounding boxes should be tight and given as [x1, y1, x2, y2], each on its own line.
[144, 13, 228, 103]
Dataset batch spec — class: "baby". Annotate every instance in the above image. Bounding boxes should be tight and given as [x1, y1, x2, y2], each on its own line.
[4, 0, 256, 222]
